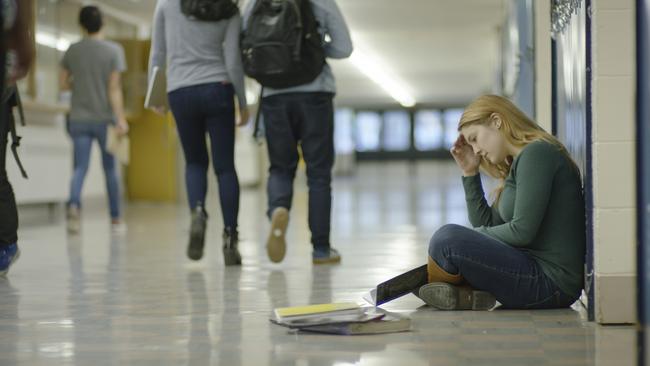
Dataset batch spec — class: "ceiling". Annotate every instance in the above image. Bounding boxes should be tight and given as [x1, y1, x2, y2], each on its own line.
[84, 0, 508, 108]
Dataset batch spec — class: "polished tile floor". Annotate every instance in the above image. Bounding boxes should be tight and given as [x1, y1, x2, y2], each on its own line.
[1, 161, 635, 365]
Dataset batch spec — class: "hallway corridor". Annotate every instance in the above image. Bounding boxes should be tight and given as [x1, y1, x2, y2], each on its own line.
[0, 162, 634, 365]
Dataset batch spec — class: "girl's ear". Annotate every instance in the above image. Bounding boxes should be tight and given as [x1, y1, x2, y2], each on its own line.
[489, 113, 502, 129]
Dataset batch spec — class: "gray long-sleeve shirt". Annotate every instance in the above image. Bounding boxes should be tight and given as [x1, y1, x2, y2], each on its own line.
[241, 0, 353, 97]
[148, 0, 247, 108]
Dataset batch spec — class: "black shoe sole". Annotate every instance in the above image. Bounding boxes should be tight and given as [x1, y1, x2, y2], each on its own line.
[418, 283, 496, 310]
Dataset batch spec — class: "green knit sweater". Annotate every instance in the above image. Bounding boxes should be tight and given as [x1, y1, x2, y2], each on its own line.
[462, 140, 586, 297]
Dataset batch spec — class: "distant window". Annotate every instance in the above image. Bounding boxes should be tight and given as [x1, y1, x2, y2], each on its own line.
[443, 109, 463, 149]
[334, 109, 355, 154]
[382, 110, 411, 151]
[414, 110, 443, 151]
[355, 111, 382, 152]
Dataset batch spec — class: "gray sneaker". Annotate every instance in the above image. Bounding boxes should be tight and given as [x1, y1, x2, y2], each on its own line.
[266, 207, 289, 263]
[418, 282, 496, 310]
[67, 206, 81, 234]
[312, 247, 341, 265]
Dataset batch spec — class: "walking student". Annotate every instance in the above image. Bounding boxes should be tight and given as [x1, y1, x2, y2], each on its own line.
[148, 0, 249, 265]
[60, 5, 129, 233]
[242, 0, 352, 264]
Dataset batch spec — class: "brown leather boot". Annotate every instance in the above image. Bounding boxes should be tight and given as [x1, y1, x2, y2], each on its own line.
[419, 256, 496, 310]
[427, 256, 464, 284]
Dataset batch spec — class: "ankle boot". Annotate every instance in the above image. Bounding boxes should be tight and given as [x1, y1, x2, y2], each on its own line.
[419, 256, 496, 310]
[427, 256, 464, 284]
[222, 227, 242, 266]
[187, 206, 207, 261]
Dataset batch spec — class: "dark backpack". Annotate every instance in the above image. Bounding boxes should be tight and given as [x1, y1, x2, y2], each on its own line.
[180, 0, 239, 21]
[0, 4, 27, 179]
[241, 0, 325, 89]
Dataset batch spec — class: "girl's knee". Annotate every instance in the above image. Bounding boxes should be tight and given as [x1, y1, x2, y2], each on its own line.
[429, 224, 466, 259]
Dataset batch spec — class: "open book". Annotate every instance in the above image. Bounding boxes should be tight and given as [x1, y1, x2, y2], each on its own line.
[362, 264, 428, 306]
[144, 65, 168, 111]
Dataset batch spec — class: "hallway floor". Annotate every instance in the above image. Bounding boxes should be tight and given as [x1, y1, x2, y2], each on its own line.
[0, 162, 635, 365]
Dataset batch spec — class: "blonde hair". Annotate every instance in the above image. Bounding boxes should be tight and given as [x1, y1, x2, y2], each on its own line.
[458, 94, 578, 202]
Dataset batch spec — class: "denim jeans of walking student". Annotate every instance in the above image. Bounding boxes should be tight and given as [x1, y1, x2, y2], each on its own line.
[429, 224, 580, 309]
[261, 92, 335, 252]
[167, 82, 239, 229]
[0, 107, 17, 248]
[67, 121, 120, 219]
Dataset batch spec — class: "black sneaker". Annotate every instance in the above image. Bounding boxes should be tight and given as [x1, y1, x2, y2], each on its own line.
[418, 282, 496, 310]
[187, 207, 207, 261]
[222, 227, 242, 266]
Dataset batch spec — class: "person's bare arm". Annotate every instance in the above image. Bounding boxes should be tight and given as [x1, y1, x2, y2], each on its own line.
[108, 71, 128, 134]
[59, 68, 71, 91]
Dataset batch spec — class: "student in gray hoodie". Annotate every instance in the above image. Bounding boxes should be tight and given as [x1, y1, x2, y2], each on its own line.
[149, 0, 249, 265]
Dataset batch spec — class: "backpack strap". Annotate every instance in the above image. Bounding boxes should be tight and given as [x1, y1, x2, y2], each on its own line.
[253, 86, 264, 143]
[7, 88, 27, 179]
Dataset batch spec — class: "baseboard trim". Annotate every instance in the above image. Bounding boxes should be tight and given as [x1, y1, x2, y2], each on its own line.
[594, 273, 637, 324]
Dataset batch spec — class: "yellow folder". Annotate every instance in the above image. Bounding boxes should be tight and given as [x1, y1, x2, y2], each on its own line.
[274, 302, 360, 320]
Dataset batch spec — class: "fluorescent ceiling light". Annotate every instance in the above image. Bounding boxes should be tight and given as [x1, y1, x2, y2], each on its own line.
[36, 31, 73, 52]
[348, 47, 416, 107]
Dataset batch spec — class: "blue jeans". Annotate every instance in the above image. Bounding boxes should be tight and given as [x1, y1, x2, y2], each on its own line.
[168, 82, 239, 229]
[67, 121, 121, 219]
[429, 224, 580, 309]
[261, 92, 335, 250]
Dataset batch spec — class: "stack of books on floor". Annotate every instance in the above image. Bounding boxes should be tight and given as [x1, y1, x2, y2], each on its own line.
[270, 302, 411, 335]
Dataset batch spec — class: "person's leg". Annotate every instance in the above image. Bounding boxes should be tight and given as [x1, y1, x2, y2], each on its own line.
[66, 122, 94, 233]
[262, 94, 299, 216]
[261, 94, 299, 263]
[295, 93, 337, 263]
[204, 83, 240, 265]
[67, 122, 94, 209]
[425, 224, 577, 309]
[169, 86, 211, 260]
[0, 107, 19, 275]
[205, 84, 238, 230]
[169, 87, 210, 212]
[94, 123, 121, 222]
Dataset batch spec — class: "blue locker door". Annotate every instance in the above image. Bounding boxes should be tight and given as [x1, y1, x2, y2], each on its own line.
[638, 0, 650, 363]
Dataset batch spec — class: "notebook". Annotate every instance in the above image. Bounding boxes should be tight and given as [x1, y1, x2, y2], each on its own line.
[144, 65, 168, 111]
[106, 125, 129, 165]
[272, 308, 384, 328]
[273, 302, 362, 322]
[299, 311, 411, 335]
